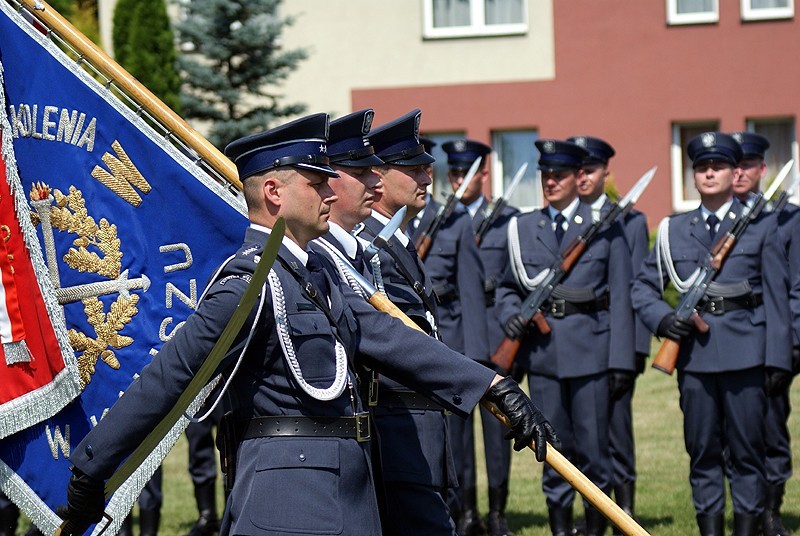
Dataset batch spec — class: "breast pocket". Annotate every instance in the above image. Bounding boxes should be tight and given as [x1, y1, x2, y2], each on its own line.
[668, 247, 703, 279]
[432, 237, 458, 258]
[250, 438, 343, 533]
[286, 311, 338, 383]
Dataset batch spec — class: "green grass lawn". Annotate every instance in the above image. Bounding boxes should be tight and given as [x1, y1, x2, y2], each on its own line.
[43, 365, 800, 535]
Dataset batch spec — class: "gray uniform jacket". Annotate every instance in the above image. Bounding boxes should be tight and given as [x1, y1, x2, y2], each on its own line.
[411, 198, 489, 361]
[631, 202, 791, 373]
[69, 227, 494, 535]
[496, 202, 636, 378]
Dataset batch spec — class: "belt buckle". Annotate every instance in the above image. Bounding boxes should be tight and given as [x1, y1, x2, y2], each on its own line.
[368, 376, 379, 407]
[708, 297, 725, 315]
[413, 281, 425, 295]
[550, 299, 566, 318]
[355, 412, 371, 442]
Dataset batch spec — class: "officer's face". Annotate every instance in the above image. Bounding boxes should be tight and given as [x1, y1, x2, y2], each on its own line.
[373, 164, 431, 219]
[541, 169, 580, 208]
[693, 161, 736, 198]
[448, 162, 487, 205]
[577, 163, 608, 201]
[328, 165, 383, 230]
[733, 158, 766, 196]
[278, 169, 338, 246]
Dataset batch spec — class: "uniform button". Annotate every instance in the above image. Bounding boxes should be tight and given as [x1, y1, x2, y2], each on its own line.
[299, 453, 306, 462]
[452, 395, 462, 405]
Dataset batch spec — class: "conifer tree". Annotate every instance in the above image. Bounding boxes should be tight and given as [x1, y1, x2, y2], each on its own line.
[175, 0, 307, 149]
[111, 0, 181, 112]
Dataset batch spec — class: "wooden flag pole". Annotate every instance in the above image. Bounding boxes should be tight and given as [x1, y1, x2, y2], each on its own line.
[15, 0, 242, 191]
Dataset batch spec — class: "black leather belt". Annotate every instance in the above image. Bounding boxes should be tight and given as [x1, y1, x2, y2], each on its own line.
[699, 293, 763, 315]
[433, 283, 458, 304]
[543, 293, 610, 319]
[243, 414, 371, 442]
[376, 390, 446, 412]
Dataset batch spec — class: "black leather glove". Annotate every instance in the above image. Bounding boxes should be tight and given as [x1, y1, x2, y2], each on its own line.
[503, 313, 529, 340]
[765, 367, 792, 397]
[60, 468, 105, 535]
[656, 313, 693, 342]
[485, 376, 560, 461]
[792, 346, 800, 376]
[608, 370, 636, 401]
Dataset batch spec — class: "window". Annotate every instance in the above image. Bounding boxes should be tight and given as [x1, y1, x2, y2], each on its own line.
[423, 0, 527, 39]
[741, 0, 794, 20]
[491, 130, 540, 210]
[421, 132, 465, 202]
[670, 121, 720, 211]
[666, 0, 719, 25]
[745, 118, 798, 194]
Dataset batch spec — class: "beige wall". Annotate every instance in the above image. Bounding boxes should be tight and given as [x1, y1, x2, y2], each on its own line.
[280, 0, 555, 119]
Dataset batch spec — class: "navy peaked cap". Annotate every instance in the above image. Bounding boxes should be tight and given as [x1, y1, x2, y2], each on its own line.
[730, 131, 770, 160]
[328, 109, 384, 167]
[687, 132, 743, 166]
[567, 135, 615, 165]
[441, 139, 491, 169]
[370, 109, 435, 166]
[224, 112, 337, 180]
[534, 139, 589, 172]
[420, 137, 437, 154]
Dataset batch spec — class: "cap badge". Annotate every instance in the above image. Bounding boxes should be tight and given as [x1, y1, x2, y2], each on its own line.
[319, 144, 327, 154]
[702, 132, 715, 148]
[454, 140, 467, 152]
[362, 111, 374, 135]
[543, 140, 555, 154]
[732, 132, 743, 143]
[573, 136, 587, 147]
[413, 113, 421, 136]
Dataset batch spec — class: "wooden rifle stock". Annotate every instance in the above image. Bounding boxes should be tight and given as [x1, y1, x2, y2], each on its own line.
[560, 239, 587, 272]
[415, 234, 432, 261]
[490, 311, 550, 373]
[651, 311, 709, 375]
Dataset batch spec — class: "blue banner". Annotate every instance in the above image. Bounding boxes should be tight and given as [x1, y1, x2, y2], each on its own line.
[0, 3, 248, 533]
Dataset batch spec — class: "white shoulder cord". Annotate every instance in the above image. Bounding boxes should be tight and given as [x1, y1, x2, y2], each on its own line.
[507, 216, 553, 292]
[188, 255, 266, 423]
[655, 216, 699, 296]
[268, 269, 348, 401]
[313, 238, 367, 299]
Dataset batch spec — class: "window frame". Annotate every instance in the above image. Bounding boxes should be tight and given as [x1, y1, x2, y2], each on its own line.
[740, 0, 794, 21]
[666, 0, 720, 25]
[422, 0, 528, 39]
[491, 129, 540, 212]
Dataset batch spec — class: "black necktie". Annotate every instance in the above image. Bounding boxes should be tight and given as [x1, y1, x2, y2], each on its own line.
[405, 237, 418, 256]
[554, 213, 566, 245]
[305, 251, 330, 300]
[352, 242, 365, 272]
[706, 214, 719, 242]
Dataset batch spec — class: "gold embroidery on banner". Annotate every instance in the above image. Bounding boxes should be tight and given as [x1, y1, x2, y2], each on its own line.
[30, 182, 143, 389]
[69, 294, 138, 387]
[90, 140, 151, 207]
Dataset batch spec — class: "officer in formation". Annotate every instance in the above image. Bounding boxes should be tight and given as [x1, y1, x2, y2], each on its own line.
[353, 109, 468, 535]
[183, 393, 223, 536]
[441, 139, 518, 536]
[632, 132, 791, 536]
[497, 139, 636, 536]
[59, 112, 556, 536]
[730, 131, 797, 536]
[569, 135, 649, 528]
[408, 138, 492, 536]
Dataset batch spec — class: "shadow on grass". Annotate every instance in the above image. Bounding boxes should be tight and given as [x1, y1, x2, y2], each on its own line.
[505, 510, 549, 532]
[782, 511, 800, 533]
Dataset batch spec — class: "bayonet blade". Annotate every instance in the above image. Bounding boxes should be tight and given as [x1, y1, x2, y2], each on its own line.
[453, 156, 483, 201]
[619, 166, 657, 208]
[764, 159, 795, 200]
[503, 162, 529, 201]
[364, 205, 407, 260]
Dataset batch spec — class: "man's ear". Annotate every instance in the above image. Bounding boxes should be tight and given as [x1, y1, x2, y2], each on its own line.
[263, 177, 282, 205]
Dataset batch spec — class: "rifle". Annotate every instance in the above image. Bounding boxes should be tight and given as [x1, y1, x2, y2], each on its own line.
[363, 206, 406, 261]
[652, 160, 794, 374]
[490, 167, 656, 373]
[414, 156, 482, 260]
[475, 162, 528, 246]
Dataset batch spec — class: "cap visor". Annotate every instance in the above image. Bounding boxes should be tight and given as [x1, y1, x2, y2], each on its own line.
[331, 154, 385, 168]
[294, 162, 340, 178]
[388, 152, 435, 166]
